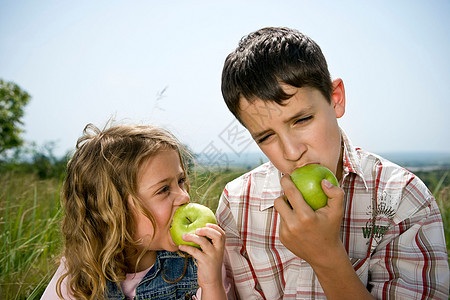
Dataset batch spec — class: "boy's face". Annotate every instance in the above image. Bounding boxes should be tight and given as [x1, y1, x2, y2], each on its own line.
[238, 79, 346, 179]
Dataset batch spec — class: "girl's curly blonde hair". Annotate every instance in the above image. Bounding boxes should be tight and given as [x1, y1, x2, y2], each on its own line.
[56, 123, 190, 300]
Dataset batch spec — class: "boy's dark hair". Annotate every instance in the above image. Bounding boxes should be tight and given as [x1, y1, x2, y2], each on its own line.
[221, 27, 332, 123]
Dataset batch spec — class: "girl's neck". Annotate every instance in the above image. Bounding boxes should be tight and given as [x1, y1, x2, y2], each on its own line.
[126, 250, 157, 273]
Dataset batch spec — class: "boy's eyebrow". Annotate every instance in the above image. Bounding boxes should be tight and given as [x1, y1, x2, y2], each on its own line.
[285, 109, 313, 123]
[251, 107, 314, 141]
[251, 129, 272, 141]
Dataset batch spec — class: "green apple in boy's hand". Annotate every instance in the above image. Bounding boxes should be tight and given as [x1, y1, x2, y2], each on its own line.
[290, 164, 339, 210]
[170, 203, 217, 249]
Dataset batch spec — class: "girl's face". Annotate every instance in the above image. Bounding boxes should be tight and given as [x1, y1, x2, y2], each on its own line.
[130, 149, 190, 253]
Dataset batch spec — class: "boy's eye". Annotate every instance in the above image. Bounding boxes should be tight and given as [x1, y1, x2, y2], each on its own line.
[256, 134, 272, 144]
[294, 115, 313, 125]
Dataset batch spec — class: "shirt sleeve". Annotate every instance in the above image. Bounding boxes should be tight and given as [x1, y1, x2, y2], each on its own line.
[368, 186, 449, 299]
[216, 188, 265, 300]
[40, 259, 74, 300]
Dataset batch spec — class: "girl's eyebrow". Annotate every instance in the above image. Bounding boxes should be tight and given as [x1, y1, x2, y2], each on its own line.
[146, 171, 185, 190]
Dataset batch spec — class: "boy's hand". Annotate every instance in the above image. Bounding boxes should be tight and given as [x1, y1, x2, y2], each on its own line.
[178, 223, 226, 290]
[274, 174, 345, 268]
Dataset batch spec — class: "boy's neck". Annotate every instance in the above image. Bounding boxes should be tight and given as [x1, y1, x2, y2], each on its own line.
[336, 142, 345, 182]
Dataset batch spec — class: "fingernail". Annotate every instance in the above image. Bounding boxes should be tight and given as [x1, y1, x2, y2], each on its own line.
[323, 179, 333, 188]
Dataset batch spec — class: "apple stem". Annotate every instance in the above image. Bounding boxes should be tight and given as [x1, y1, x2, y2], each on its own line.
[186, 216, 192, 223]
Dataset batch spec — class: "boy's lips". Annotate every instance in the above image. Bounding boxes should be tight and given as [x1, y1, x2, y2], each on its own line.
[286, 162, 320, 175]
[293, 162, 320, 171]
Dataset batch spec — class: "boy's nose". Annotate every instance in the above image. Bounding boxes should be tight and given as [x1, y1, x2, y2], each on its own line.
[282, 136, 305, 162]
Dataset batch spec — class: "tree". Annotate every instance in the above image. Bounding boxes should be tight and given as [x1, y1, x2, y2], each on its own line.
[0, 79, 30, 155]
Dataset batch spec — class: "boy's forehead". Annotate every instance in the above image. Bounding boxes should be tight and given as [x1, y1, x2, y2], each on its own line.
[237, 96, 283, 134]
[237, 97, 267, 134]
[237, 86, 323, 132]
[238, 85, 316, 113]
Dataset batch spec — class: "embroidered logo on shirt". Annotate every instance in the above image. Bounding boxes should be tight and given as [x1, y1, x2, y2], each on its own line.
[362, 192, 397, 243]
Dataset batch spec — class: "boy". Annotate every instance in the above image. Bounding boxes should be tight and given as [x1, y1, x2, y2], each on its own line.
[216, 27, 449, 299]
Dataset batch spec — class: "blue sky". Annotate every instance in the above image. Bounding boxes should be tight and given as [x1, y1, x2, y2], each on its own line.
[1, 0, 449, 158]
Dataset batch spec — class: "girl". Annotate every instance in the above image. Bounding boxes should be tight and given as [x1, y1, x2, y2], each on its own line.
[41, 123, 229, 300]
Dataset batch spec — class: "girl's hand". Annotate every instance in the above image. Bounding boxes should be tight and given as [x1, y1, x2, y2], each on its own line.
[178, 223, 226, 290]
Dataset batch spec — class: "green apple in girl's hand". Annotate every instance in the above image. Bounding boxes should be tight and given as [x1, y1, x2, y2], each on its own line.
[170, 203, 217, 249]
[290, 164, 339, 210]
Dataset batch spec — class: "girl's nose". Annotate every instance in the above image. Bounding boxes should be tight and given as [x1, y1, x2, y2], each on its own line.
[175, 188, 190, 206]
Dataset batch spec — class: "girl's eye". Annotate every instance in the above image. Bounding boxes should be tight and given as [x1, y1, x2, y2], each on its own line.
[157, 186, 170, 195]
[178, 177, 187, 187]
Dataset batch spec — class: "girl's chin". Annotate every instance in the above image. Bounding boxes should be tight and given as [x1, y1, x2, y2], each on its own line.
[168, 238, 179, 252]
[167, 245, 179, 253]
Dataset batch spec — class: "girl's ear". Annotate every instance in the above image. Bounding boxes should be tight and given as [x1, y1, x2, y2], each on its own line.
[331, 78, 346, 118]
[127, 195, 138, 213]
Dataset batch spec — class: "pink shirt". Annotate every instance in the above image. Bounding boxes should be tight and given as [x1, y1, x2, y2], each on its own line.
[120, 266, 151, 299]
[40, 260, 155, 300]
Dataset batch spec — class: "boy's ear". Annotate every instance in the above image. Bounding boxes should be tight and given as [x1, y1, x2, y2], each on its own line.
[331, 78, 346, 118]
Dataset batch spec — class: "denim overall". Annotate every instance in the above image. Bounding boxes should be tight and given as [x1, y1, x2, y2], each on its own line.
[105, 251, 199, 299]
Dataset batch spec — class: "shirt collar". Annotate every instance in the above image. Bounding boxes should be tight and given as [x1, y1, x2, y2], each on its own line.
[260, 162, 284, 211]
[341, 129, 368, 189]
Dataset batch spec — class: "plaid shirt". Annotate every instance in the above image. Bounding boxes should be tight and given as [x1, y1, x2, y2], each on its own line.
[216, 131, 449, 299]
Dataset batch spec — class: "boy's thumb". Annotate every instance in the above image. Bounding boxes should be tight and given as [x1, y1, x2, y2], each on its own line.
[322, 179, 335, 190]
[322, 179, 344, 204]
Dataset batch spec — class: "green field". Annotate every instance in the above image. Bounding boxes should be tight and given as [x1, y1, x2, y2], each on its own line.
[1, 168, 449, 299]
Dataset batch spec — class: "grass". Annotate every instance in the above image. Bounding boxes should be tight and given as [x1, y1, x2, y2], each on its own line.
[0, 172, 63, 299]
[0, 167, 449, 299]
[188, 167, 246, 211]
[0, 167, 246, 299]
[435, 177, 450, 256]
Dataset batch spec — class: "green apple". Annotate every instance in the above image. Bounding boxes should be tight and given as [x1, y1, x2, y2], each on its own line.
[170, 203, 217, 249]
[290, 164, 339, 210]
